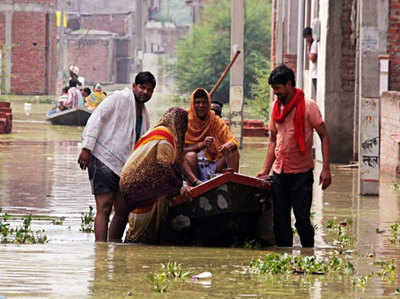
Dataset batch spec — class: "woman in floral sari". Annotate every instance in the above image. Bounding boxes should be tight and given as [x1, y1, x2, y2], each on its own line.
[108, 107, 190, 243]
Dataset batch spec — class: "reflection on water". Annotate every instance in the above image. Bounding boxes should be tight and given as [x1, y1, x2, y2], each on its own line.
[0, 102, 399, 297]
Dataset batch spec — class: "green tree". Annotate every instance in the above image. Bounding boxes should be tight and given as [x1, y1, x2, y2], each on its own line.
[172, 0, 271, 107]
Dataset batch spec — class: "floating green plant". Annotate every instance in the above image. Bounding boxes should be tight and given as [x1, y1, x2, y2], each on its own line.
[391, 182, 400, 191]
[80, 206, 95, 233]
[0, 213, 47, 244]
[390, 222, 400, 244]
[326, 218, 354, 250]
[248, 252, 354, 276]
[374, 259, 396, 281]
[51, 216, 65, 225]
[146, 262, 193, 293]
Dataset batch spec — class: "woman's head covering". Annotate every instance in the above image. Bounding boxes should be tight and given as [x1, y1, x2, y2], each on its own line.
[120, 107, 188, 206]
[156, 107, 188, 158]
[185, 88, 238, 161]
[94, 83, 102, 92]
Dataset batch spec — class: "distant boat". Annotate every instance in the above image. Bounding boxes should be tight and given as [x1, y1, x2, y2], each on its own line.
[46, 107, 92, 126]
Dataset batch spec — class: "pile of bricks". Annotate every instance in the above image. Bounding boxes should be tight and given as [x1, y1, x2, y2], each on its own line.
[0, 102, 12, 134]
[225, 119, 269, 137]
[242, 120, 269, 137]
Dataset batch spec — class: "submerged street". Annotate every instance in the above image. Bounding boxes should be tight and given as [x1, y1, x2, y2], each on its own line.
[0, 100, 399, 298]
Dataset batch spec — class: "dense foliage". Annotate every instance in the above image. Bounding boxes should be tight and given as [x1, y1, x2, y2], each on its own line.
[172, 0, 271, 118]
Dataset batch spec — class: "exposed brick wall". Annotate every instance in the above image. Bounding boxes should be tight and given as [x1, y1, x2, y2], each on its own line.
[80, 14, 131, 36]
[0, 13, 5, 49]
[271, 0, 277, 68]
[47, 12, 57, 94]
[380, 91, 400, 177]
[11, 11, 48, 94]
[340, 0, 356, 93]
[388, 0, 400, 91]
[67, 38, 113, 84]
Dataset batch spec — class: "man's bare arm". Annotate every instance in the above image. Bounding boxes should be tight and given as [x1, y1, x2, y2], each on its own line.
[315, 122, 331, 189]
[256, 130, 277, 179]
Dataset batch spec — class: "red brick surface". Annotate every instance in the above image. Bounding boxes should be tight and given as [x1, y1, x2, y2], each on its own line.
[11, 11, 47, 94]
[341, 0, 356, 93]
[0, 0, 57, 95]
[389, 0, 400, 91]
[81, 14, 133, 37]
[67, 39, 113, 84]
[0, 13, 5, 49]
[380, 92, 400, 177]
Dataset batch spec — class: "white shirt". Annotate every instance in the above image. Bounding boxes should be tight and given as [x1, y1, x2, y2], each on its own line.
[310, 40, 318, 79]
[81, 88, 150, 176]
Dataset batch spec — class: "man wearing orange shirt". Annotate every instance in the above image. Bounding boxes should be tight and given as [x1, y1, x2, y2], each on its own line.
[256, 64, 331, 248]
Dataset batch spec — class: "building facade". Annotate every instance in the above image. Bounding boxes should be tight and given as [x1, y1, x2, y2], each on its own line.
[0, 0, 57, 95]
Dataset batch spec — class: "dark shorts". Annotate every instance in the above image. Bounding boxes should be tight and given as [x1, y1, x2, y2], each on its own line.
[88, 155, 120, 195]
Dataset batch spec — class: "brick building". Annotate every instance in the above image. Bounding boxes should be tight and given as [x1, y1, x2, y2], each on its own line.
[63, 0, 187, 86]
[0, 0, 57, 95]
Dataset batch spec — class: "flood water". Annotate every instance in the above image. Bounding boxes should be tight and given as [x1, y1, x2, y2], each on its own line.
[0, 100, 399, 298]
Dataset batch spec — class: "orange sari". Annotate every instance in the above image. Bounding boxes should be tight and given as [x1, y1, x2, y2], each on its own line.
[185, 88, 238, 161]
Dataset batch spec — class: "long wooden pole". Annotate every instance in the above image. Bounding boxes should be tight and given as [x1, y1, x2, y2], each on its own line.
[209, 50, 241, 97]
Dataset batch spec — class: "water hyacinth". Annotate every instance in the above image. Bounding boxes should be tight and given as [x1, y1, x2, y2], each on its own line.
[247, 252, 354, 276]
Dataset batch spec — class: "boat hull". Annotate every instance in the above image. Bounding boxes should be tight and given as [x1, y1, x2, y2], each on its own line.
[46, 108, 92, 126]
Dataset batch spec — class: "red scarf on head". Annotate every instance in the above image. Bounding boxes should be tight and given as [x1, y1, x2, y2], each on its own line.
[272, 88, 306, 153]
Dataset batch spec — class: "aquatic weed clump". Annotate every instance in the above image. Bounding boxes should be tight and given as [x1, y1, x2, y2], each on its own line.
[0, 213, 47, 244]
[248, 252, 355, 276]
[80, 206, 95, 233]
[389, 222, 400, 244]
[146, 261, 193, 293]
[326, 218, 354, 250]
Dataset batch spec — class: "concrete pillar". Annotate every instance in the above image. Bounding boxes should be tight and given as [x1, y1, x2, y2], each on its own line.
[107, 38, 114, 83]
[296, 0, 305, 89]
[357, 0, 389, 195]
[229, 0, 244, 148]
[4, 10, 12, 94]
[316, 0, 354, 164]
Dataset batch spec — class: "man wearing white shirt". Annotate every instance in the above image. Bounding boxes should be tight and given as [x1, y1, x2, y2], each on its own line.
[77, 71, 156, 242]
[303, 27, 318, 99]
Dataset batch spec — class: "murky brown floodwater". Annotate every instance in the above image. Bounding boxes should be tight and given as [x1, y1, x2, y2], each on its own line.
[0, 100, 399, 298]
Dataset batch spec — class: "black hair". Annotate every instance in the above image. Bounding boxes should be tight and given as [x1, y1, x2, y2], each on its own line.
[83, 87, 91, 95]
[268, 64, 296, 87]
[193, 89, 208, 100]
[135, 71, 156, 88]
[211, 100, 223, 107]
[69, 79, 79, 88]
[303, 27, 312, 38]
[62, 86, 69, 93]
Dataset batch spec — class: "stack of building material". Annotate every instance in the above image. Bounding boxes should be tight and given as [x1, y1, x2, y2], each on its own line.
[0, 102, 12, 134]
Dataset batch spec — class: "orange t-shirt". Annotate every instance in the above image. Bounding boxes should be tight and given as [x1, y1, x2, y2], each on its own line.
[269, 99, 323, 174]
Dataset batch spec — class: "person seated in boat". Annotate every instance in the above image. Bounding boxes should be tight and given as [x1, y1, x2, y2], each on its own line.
[62, 79, 83, 110]
[108, 107, 192, 243]
[211, 99, 223, 118]
[85, 83, 106, 111]
[181, 88, 239, 186]
[56, 86, 70, 112]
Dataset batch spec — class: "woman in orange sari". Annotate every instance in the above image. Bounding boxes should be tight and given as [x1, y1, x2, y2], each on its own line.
[108, 107, 190, 242]
[182, 88, 239, 186]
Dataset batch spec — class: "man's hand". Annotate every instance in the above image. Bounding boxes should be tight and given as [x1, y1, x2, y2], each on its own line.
[201, 136, 214, 150]
[319, 166, 331, 190]
[180, 185, 193, 201]
[78, 148, 91, 170]
[256, 170, 269, 181]
[218, 141, 236, 154]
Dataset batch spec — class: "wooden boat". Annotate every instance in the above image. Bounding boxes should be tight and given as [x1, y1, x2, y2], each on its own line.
[46, 107, 92, 126]
[145, 170, 275, 247]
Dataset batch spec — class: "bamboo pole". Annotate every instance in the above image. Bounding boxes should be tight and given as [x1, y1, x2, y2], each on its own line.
[209, 50, 241, 97]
